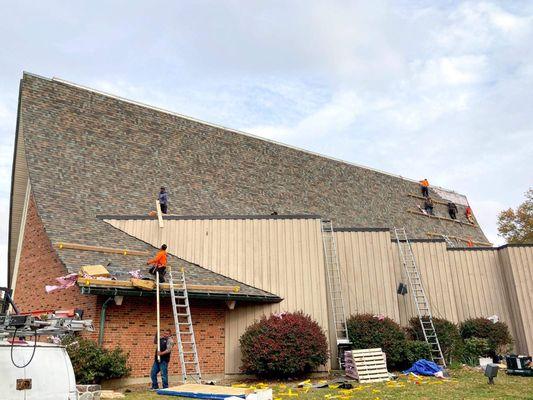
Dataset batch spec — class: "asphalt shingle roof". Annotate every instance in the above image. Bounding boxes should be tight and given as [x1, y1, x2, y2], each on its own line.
[14, 73, 489, 291]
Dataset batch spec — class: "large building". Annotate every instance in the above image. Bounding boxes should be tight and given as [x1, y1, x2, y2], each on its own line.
[9, 73, 533, 382]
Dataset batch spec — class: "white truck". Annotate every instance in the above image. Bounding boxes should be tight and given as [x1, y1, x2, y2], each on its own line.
[0, 339, 79, 400]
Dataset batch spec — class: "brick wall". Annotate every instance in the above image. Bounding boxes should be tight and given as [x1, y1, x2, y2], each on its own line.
[13, 196, 226, 377]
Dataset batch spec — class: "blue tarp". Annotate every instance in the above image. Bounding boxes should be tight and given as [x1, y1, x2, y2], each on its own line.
[156, 389, 246, 399]
[404, 359, 443, 376]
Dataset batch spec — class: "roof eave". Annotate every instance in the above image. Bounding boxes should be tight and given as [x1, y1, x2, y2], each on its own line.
[79, 286, 282, 303]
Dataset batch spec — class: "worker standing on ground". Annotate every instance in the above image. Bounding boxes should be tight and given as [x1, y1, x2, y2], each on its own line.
[448, 202, 458, 219]
[420, 179, 429, 197]
[158, 187, 169, 214]
[147, 244, 168, 283]
[150, 328, 174, 390]
[424, 196, 434, 215]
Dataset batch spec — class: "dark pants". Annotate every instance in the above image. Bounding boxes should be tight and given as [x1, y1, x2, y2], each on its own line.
[425, 206, 434, 215]
[148, 266, 166, 283]
[150, 360, 169, 389]
[160, 203, 168, 214]
[421, 186, 429, 197]
[449, 210, 456, 219]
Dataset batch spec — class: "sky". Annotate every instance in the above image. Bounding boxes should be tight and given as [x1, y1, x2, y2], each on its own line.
[1, 1, 532, 286]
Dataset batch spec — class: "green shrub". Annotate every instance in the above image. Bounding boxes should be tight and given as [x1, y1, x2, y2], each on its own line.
[408, 317, 463, 363]
[62, 335, 131, 384]
[462, 338, 491, 366]
[239, 311, 329, 377]
[459, 318, 513, 356]
[402, 340, 432, 366]
[346, 314, 407, 370]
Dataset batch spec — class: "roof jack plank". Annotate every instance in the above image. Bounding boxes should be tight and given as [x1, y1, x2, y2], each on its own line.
[156, 200, 164, 228]
[426, 232, 492, 247]
[54, 242, 150, 256]
[407, 209, 476, 227]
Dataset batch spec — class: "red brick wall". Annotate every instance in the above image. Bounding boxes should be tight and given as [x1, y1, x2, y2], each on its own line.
[13, 196, 99, 333]
[13, 196, 226, 377]
[102, 297, 225, 377]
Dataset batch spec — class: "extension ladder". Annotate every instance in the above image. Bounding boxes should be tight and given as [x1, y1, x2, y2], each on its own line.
[441, 235, 455, 248]
[321, 220, 350, 349]
[168, 267, 202, 382]
[393, 228, 446, 367]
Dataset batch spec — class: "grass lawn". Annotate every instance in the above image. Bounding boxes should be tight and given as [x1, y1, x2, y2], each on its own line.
[121, 368, 533, 400]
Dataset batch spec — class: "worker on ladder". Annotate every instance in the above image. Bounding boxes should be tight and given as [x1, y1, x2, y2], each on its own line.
[150, 328, 174, 390]
[147, 244, 168, 283]
[158, 187, 169, 214]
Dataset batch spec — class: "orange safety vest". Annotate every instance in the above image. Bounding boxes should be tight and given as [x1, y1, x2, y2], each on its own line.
[420, 179, 429, 187]
[148, 250, 167, 267]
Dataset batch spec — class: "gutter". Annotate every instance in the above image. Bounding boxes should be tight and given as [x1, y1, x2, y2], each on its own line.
[80, 286, 282, 304]
[98, 297, 114, 347]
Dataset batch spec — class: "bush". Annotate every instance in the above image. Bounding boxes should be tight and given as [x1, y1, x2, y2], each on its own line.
[459, 318, 513, 356]
[408, 317, 463, 363]
[462, 338, 491, 366]
[62, 335, 131, 384]
[346, 314, 407, 370]
[239, 311, 329, 377]
[402, 340, 432, 367]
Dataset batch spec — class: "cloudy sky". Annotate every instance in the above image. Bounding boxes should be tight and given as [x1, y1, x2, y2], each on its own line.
[1, 1, 532, 285]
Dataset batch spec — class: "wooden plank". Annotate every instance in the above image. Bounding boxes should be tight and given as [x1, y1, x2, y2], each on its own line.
[132, 278, 156, 290]
[77, 277, 133, 288]
[351, 348, 383, 353]
[426, 232, 492, 247]
[407, 193, 449, 205]
[54, 242, 150, 256]
[156, 200, 164, 228]
[407, 209, 476, 226]
[160, 384, 252, 396]
[160, 283, 241, 293]
[77, 277, 240, 293]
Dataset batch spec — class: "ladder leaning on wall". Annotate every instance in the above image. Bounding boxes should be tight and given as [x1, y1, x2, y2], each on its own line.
[393, 227, 446, 368]
[155, 199, 202, 382]
[321, 219, 350, 366]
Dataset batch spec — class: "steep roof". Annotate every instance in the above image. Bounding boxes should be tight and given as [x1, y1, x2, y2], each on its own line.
[10, 73, 489, 284]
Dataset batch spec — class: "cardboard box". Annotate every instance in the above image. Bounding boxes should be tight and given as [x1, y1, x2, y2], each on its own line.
[79, 265, 110, 277]
[131, 278, 155, 290]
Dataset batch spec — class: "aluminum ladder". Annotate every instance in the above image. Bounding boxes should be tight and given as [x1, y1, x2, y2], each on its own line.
[321, 219, 350, 366]
[393, 227, 446, 367]
[440, 234, 455, 248]
[168, 267, 202, 382]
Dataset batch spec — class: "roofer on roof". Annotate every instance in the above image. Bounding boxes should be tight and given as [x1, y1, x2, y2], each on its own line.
[448, 202, 458, 219]
[158, 187, 168, 214]
[465, 206, 475, 224]
[147, 244, 168, 283]
[424, 196, 434, 216]
[420, 179, 429, 197]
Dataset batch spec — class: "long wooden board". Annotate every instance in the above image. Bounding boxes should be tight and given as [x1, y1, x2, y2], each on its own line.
[426, 232, 492, 247]
[407, 209, 475, 226]
[54, 242, 150, 256]
[77, 277, 240, 293]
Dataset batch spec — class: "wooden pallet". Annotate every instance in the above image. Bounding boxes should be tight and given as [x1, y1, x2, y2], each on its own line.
[345, 348, 389, 383]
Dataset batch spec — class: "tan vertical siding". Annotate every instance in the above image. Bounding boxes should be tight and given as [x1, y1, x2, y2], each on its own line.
[334, 231, 399, 321]
[9, 124, 29, 285]
[447, 249, 513, 328]
[499, 246, 533, 353]
[105, 217, 330, 374]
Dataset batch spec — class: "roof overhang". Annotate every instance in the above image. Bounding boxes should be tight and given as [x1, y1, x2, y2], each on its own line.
[79, 285, 282, 303]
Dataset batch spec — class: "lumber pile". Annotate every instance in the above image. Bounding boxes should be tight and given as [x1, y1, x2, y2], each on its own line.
[345, 348, 389, 383]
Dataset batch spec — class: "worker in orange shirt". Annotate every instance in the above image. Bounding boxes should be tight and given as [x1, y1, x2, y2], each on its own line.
[147, 244, 168, 283]
[420, 179, 429, 197]
[465, 206, 475, 224]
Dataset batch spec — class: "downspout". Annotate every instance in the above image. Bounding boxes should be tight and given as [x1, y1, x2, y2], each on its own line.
[98, 297, 113, 347]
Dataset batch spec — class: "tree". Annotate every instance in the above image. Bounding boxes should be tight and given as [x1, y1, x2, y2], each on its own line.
[497, 188, 533, 244]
